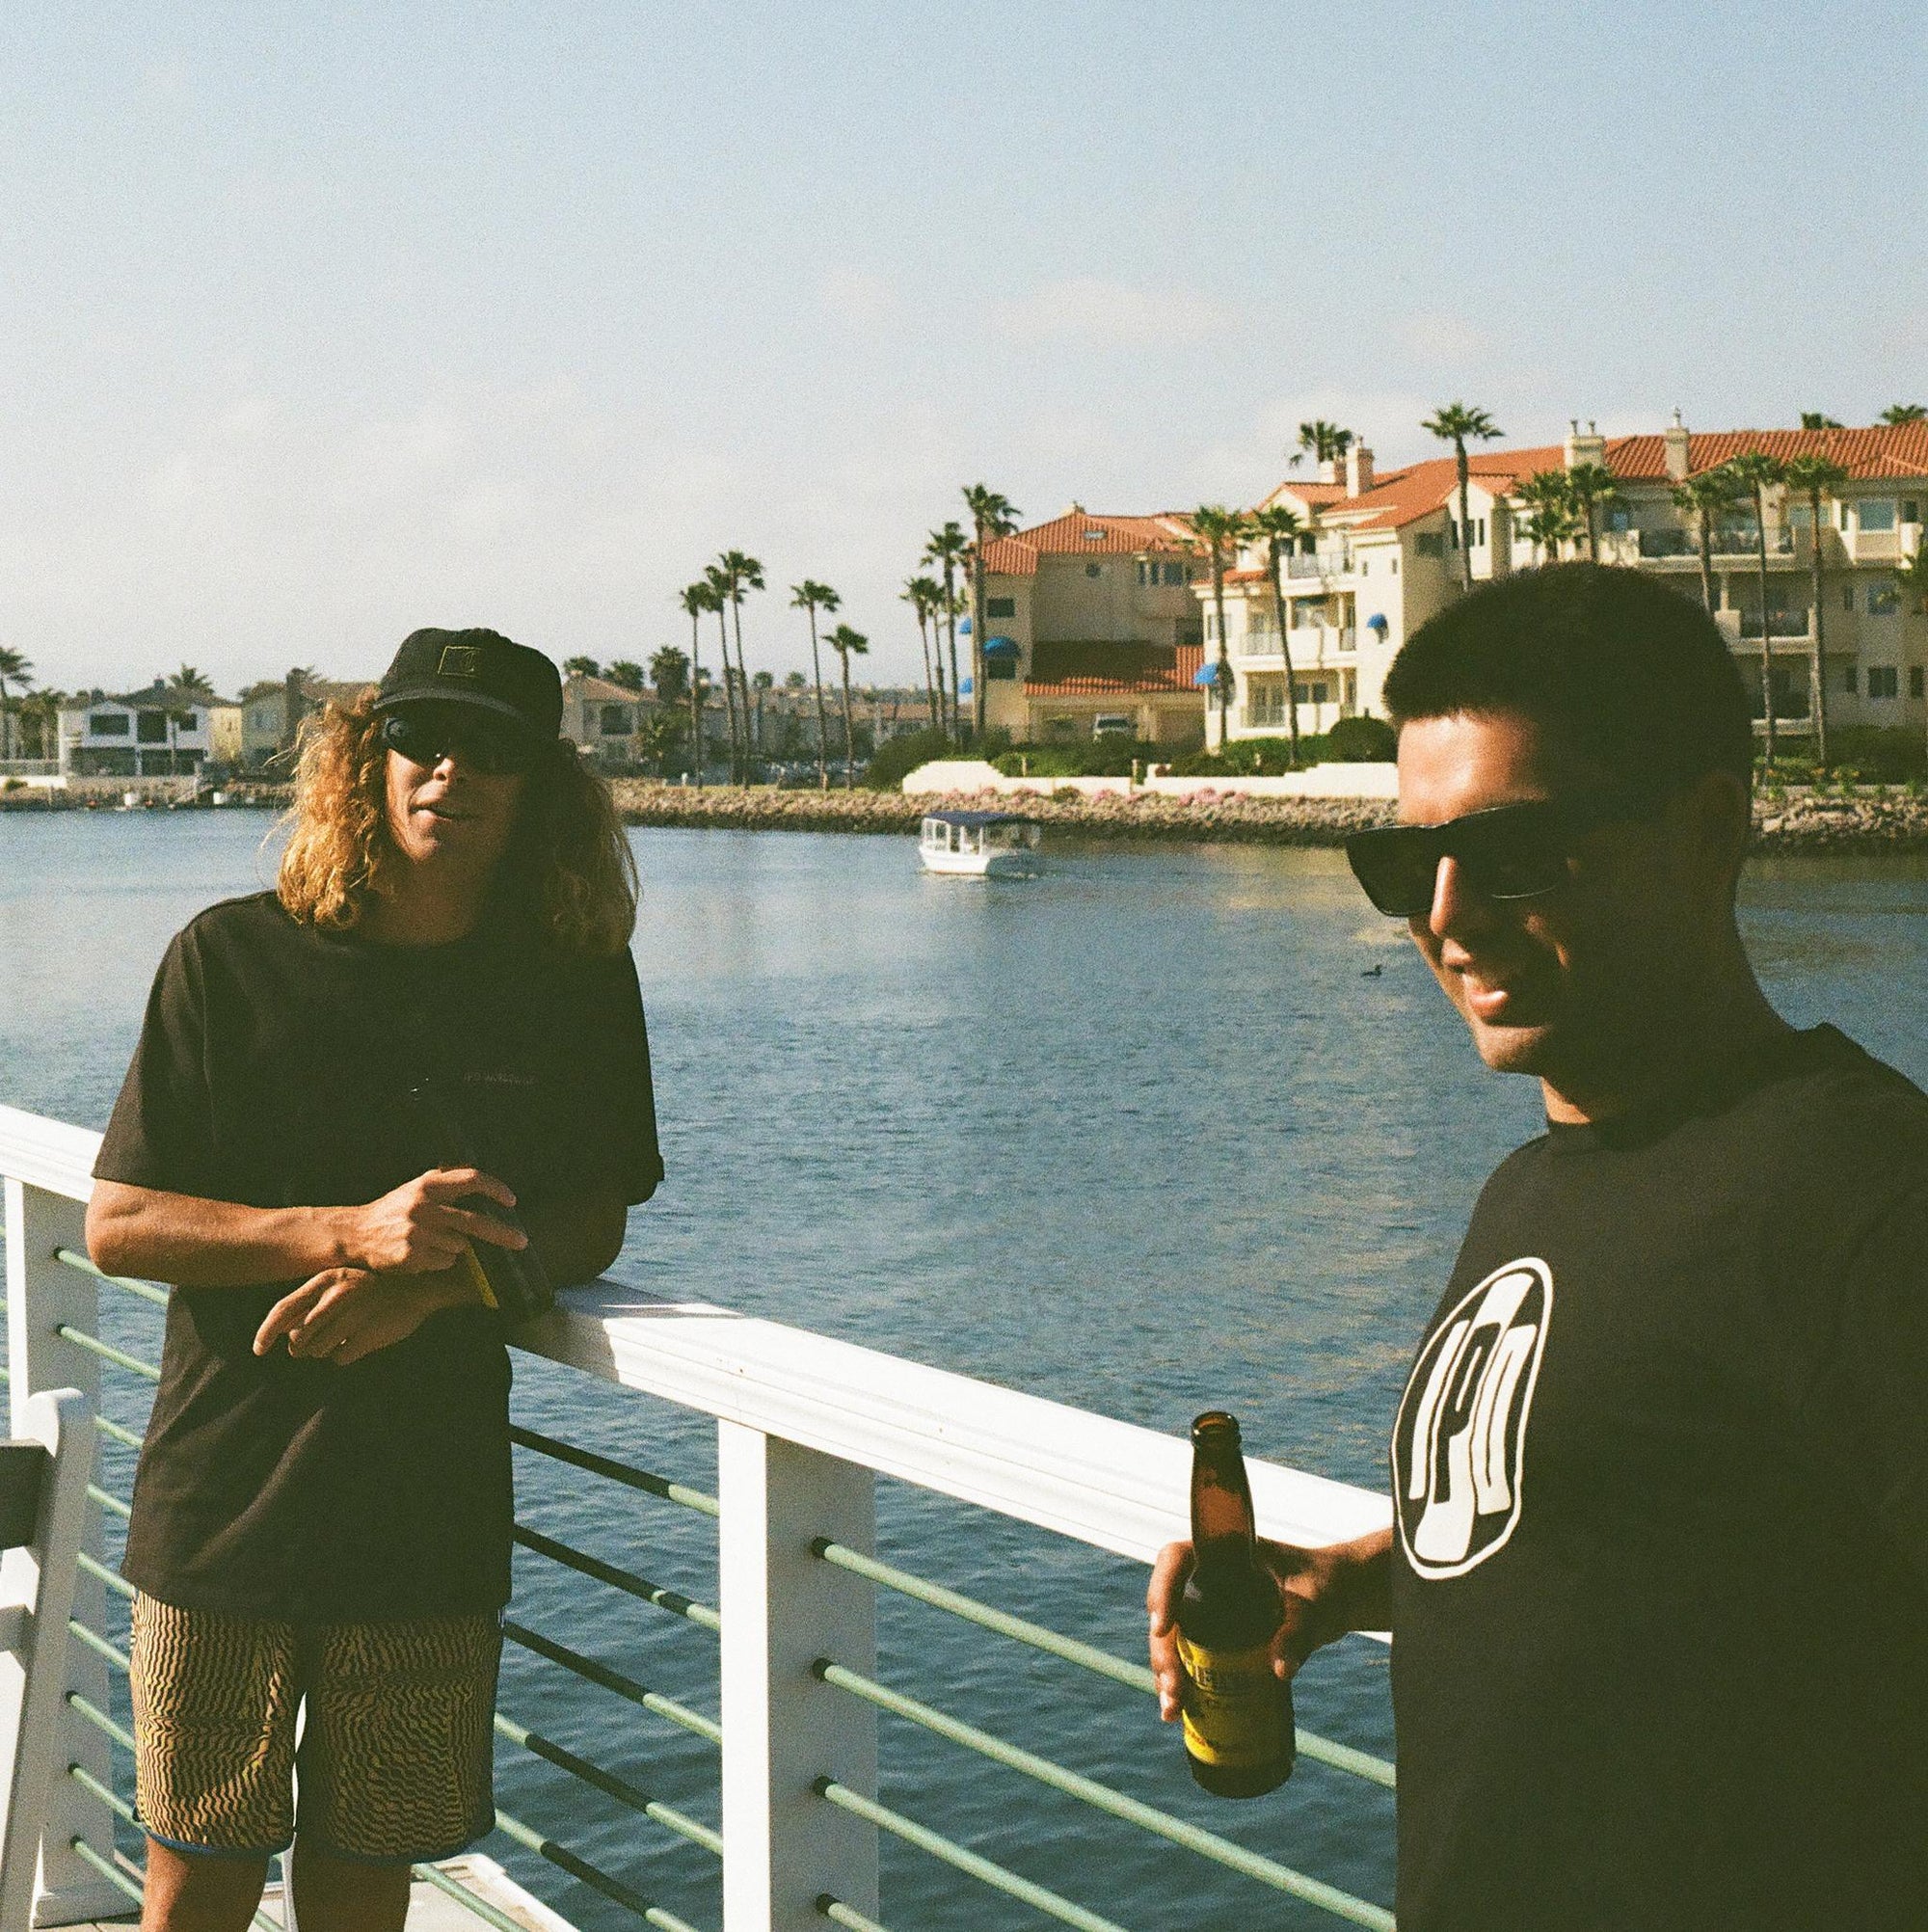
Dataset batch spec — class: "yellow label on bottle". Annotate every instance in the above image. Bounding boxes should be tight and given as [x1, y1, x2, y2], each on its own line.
[1175, 1630, 1285, 1769]
[459, 1244, 498, 1311]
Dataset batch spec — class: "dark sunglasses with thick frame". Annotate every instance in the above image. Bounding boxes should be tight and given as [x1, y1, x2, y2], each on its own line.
[379, 708, 542, 778]
[1344, 791, 1660, 919]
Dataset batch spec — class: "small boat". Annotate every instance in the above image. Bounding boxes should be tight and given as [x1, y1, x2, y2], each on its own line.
[918, 810, 1043, 878]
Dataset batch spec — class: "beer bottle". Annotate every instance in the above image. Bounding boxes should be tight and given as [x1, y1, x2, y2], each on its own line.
[1175, 1410, 1294, 1798]
[409, 1080, 553, 1325]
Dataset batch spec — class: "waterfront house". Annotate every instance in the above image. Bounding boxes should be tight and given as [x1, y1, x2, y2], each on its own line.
[239, 674, 378, 770]
[1201, 419, 1928, 748]
[976, 509, 1208, 746]
[58, 685, 240, 779]
[561, 672, 659, 770]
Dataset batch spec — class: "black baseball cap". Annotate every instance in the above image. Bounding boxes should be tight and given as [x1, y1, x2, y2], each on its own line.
[372, 629, 563, 742]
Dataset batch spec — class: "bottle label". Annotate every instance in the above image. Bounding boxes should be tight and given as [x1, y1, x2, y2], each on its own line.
[1175, 1631, 1285, 1769]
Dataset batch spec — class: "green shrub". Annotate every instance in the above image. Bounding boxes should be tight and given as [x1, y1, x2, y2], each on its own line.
[992, 739, 1158, 779]
[1324, 714, 1398, 762]
[866, 727, 956, 791]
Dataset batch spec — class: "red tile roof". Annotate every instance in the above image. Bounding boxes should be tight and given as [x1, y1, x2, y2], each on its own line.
[984, 509, 1195, 577]
[1605, 424, 1928, 480]
[1023, 641, 1204, 696]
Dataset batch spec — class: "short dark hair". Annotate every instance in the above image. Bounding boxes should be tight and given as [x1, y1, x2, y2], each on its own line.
[1382, 564, 1754, 791]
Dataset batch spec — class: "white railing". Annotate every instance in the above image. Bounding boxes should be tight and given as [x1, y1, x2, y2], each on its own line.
[0, 1104, 1394, 1932]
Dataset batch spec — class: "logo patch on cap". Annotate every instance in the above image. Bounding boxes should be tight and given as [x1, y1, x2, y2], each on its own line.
[438, 645, 483, 678]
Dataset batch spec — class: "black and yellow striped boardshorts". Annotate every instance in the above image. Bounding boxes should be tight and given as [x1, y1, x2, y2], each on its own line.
[129, 1594, 500, 1863]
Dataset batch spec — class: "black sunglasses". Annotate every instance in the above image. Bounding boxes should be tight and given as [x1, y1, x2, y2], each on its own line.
[380, 710, 539, 778]
[1344, 793, 1652, 919]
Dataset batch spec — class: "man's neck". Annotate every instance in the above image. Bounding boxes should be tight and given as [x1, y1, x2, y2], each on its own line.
[360, 870, 492, 948]
[1540, 968, 1793, 1127]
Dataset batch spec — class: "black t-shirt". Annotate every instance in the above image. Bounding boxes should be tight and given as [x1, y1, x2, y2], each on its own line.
[94, 891, 663, 1623]
[1388, 1026, 1928, 1932]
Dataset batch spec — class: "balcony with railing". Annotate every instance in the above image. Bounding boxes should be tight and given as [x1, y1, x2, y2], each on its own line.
[0, 1104, 1398, 1932]
[1280, 551, 1352, 580]
[1238, 627, 1355, 664]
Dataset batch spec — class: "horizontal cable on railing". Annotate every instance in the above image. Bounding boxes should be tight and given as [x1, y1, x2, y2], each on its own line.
[813, 1540, 1396, 1791]
[493, 1706, 720, 1858]
[816, 1896, 893, 1932]
[78, 1548, 137, 1602]
[815, 1661, 1394, 1932]
[490, 1804, 701, 1932]
[503, 1619, 720, 1747]
[69, 1618, 130, 1675]
[67, 1690, 136, 1757]
[510, 1426, 719, 1518]
[55, 1248, 171, 1308]
[411, 1861, 545, 1932]
[513, 1524, 720, 1633]
[54, 1323, 160, 1382]
[94, 1410, 144, 1453]
[89, 1482, 131, 1522]
[813, 1780, 1135, 1932]
[68, 1838, 145, 1912]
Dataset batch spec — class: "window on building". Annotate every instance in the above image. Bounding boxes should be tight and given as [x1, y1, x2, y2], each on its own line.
[89, 711, 130, 737]
[1911, 666, 1925, 699]
[1868, 581, 1900, 616]
[1843, 584, 1855, 612]
[136, 711, 168, 744]
[1293, 680, 1329, 706]
[1164, 561, 1188, 585]
[1136, 561, 1148, 585]
[1415, 532, 1445, 558]
[1390, 555, 1398, 575]
[1842, 665, 1859, 694]
[1358, 559, 1369, 576]
[1859, 499, 1898, 532]
[1867, 666, 1900, 700]
[1607, 507, 1630, 534]
[600, 705, 631, 735]
[1085, 562, 1102, 578]
[1093, 713, 1133, 736]
[1204, 612, 1217, 640]
[1179, 618, 1203, 646]
[1903, 499, 1920, 525]
[987, 597, 1015, 617]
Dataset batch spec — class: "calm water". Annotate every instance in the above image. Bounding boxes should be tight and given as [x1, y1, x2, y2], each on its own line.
[3, 813, 1925, 1930]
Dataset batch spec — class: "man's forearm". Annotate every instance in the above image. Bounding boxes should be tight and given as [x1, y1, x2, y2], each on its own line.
[1327, 1528, 1394, 1635]
[87, 1181, 353, 1289]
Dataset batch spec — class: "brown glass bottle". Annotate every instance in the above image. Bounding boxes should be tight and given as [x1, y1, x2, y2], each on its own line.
[1175, 1410, 1293, 1798]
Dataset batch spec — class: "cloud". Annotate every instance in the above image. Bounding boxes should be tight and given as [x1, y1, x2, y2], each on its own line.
[1395, 312, 1487, 363]
[818, 271, 899, 329]
[990, 278, 1232, 347]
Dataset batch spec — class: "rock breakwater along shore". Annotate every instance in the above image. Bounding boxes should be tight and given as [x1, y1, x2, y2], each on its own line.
[608, 781, 1928, 852]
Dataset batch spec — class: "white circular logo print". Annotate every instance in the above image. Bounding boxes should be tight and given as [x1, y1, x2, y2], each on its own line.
[1393, 1259, 1552, 1580]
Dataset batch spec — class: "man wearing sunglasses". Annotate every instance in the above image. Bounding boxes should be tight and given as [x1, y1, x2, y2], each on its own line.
[87, 629, 662, 1932]
[1149, 565, 1927, 1930]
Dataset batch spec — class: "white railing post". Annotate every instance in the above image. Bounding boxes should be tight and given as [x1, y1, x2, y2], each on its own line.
[3, 1181, 122, 1927]
[716, 1421, 877, 1932]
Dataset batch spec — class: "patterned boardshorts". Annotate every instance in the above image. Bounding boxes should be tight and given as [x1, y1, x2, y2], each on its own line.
[129, 1594, 500, 1864]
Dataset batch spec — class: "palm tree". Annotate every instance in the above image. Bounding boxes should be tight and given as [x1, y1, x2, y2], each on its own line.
[1878, 403, 1926, 425]
[716, 550, 765, 778]
[1670, 466, 1742, 613]
[563, 655, 602, 678]
[1724, 450, 1791, 771]
[0, 647, 35, 764]
[826, 624, 870, 788]
[607, 659, 646, 691]
[1246, 503, 1305, 765]
[1564, 463, 1618, 559]
[1513, 471, 1578, 563]
[924, 523, 970, 739]
[752, 669, 773, 761]
[1190, 505, 1249, 751]
[1784, 452, 1850, 770]
[1420, 403, 1503, 592]
[961, 485, 1020, 739]
[901, 575, 943, 737]
[1296, 420, 1353, 475]
[165, 664, 213, 776]
[702, 563, 742, 783]
[790, 580, 840, 788]
[679, 582, 714, 789]
[1799, 413, 1844, 431]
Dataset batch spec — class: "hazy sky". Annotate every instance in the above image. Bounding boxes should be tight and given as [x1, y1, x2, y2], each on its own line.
[3, 1, 1923, 694]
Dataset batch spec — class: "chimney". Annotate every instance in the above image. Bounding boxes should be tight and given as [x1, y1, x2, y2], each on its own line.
[1564, 418, 1606, 470]
[1663, 410, 1691, 482]
[1346, 444, 1375, 497]
[1317, 458, 1339, 485]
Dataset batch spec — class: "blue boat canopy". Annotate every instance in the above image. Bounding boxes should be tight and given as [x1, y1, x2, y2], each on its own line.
[982, 636, 1021, 659]
[922, 809, 1041, 829]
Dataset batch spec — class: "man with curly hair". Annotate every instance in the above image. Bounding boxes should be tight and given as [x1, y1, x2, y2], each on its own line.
[86, 629, 663, 1932]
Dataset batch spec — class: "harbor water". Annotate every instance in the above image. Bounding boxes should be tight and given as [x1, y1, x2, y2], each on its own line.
[3, 813, 1925, 1929]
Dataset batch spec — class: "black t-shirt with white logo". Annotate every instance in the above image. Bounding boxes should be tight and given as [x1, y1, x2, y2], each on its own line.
[94, 892, 663, 1623]
[1390, 1026, 1928, 1932]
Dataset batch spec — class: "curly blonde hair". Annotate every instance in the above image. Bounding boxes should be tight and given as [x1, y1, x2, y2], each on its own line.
[277, 693, 638, 954]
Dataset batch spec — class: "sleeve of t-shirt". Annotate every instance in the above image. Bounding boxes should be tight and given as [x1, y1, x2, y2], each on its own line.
[1797, 1178, 1928, 1585]
[573, 948, 665, 1207]
[93, 924, 220, 1198]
